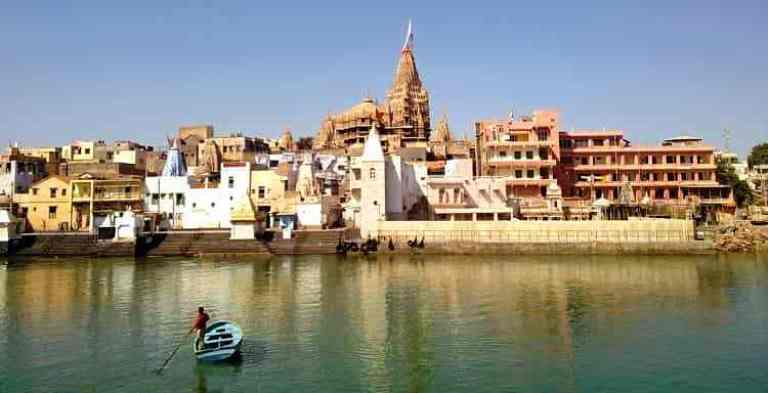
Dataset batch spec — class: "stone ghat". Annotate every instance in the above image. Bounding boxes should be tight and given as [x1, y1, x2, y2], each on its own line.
[138, 231, 271, 257]
[13, 233, 136, 257]
[265, 228, 349, 255]
[5, 229, 345, 258]
[376, 240, 714, 256]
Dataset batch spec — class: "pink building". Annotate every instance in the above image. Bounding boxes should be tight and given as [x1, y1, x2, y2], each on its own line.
[474, 110, 561, 199]
[557, 132, 734, 213]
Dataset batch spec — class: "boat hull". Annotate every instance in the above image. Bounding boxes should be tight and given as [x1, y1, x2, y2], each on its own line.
[193, 320, 243, 362]
[195, 341, 242, 362]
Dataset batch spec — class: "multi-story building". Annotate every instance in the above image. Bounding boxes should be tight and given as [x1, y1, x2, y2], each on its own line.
[13, 176, 73, 232]
[250, 163, 297, 227]
[474, 110, 561, 199]
[313, 22, 431, 154]
[178, 125, 214, 168]
[197, 134, 270, 169]
[0, 147, 47, 202]
[110, 140, 154, 172]
[71, 176, 143, 231]
[61, 140, 110, 162]
[558, 132, 734, 214]
[18, 147, 62, 175]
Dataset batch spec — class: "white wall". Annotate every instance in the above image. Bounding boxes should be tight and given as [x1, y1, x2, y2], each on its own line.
[297, 202, 323, 227]
[0, 161, 37, 196]
[385, 157, 404, 217]
[184, 163, 251, 229]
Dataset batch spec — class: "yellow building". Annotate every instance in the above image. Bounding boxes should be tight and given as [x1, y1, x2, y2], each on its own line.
[61, 141, 109, 162]
[71, 176, 143, 231]
[249, 166, 296, 225]
[14, 176, 73, 232]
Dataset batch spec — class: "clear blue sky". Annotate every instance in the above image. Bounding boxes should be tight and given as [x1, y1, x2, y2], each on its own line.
[2, 1, 766, 156]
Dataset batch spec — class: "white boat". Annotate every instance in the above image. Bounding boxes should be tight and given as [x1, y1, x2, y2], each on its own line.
[193, 320, 243, 362]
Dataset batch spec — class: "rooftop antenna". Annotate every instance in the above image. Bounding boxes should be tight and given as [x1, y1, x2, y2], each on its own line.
[722, 128, 732, 153]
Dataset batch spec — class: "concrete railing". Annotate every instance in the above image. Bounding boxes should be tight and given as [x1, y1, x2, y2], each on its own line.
[374, 219, 694, 243]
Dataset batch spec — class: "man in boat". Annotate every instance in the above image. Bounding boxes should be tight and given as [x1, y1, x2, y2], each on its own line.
[189, 306, 210, 351]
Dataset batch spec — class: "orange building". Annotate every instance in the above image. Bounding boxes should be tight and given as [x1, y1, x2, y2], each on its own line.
[474, 110, 561, 199]
[557, 132, 734, 211]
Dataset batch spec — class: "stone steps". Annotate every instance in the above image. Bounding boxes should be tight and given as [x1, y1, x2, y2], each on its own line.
[13, 234, 136, 257]
[265, 229, 346, 255]
[139, 232, 271, 257]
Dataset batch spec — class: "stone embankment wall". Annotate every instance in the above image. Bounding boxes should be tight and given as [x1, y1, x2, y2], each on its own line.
[374, 218, 707, 255]
[376, 219, 694, 243]
[139, 231, 271, 257]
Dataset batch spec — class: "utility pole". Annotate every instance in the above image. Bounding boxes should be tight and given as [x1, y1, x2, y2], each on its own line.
[722, 129, 732, 153]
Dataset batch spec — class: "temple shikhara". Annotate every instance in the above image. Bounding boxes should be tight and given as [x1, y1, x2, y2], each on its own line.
[313, 21, 431, 154]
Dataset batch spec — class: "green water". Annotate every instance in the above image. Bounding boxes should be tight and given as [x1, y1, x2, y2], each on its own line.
[1, 254, 767, 392]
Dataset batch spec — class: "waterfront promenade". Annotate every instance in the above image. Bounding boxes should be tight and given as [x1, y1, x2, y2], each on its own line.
[1, 218, 717, 258]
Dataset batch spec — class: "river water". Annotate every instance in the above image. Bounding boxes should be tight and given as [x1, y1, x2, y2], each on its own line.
[1, 254, 767, 392]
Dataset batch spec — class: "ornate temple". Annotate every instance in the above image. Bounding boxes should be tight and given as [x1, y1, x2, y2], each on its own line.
[313, 22, 431, 154]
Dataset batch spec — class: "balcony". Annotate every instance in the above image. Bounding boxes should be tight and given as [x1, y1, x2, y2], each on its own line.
[486, 140, 550, 148]
[487, 159, 556, 167]
[570, 163, 716, 171]
[504, 178, 552, 186]
[93, 192, 143, 202]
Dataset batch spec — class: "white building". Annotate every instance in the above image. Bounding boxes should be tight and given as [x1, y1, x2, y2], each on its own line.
[345, 125, 429, 234]
[144, 149, 252, 230]
[184, 162, 252, 229]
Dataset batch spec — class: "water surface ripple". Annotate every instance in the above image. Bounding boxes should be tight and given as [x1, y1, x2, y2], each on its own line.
[1, 254, 767, 392]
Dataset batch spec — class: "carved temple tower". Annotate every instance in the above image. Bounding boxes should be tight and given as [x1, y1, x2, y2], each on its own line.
[314, 21, 431, 154]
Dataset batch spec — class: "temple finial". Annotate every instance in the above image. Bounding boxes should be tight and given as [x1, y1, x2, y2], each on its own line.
[401, 19, 413, 52]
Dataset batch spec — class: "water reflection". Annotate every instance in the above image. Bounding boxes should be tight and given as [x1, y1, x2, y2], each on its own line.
[0, 254, 766, 392]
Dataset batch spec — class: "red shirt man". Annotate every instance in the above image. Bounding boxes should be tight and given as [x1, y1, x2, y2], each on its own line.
[189, 307, 210, 350]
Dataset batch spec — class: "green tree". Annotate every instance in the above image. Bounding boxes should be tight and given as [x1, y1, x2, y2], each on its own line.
[747, 143, 768, 168]
[716, 156, 753, 207]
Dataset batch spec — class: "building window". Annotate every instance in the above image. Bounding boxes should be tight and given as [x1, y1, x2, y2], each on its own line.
[515, 170, 523, 178]
[527, 170, 534, 178]
[499, 151, 507, 158]
[369, 168, 376, 180]
[32, 188, 38, 196]
[48, 206, 57, 219]
[258, 186, 266, 199]
[125, 187, 131, 194]
[514, 151, 522, 160]
[192, 203, 197, 208]
[50, 188, 57, 198]
[526, 151, 534, 160]
[61, 189, 67, 197]
[176, 194, 185, 206]
[453, 188, 461, 203]
[228, 177, 234, 188]
[211, 202, 216, 208]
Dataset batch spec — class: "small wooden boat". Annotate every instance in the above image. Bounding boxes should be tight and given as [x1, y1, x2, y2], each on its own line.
[194, 320, 243, 362]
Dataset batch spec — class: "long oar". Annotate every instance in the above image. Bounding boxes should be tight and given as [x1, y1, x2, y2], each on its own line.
[155, 331, 191, 375]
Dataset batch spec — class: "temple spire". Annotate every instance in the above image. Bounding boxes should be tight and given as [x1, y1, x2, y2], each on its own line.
[401, 19, 413, 52]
